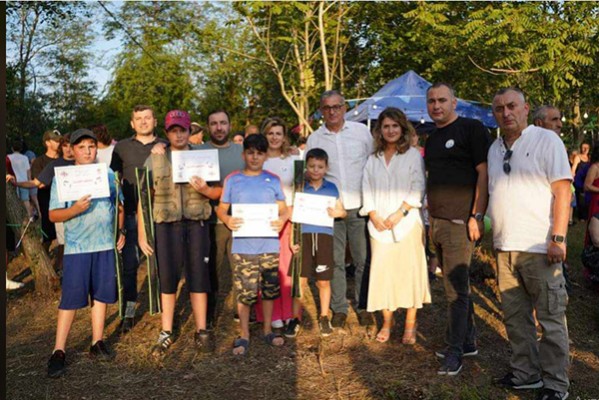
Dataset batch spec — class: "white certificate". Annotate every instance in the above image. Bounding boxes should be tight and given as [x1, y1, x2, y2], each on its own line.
[291, 192, 336, 227]
[232, 204, 279, 238]
[55, 163, 110, 202]
[171, 149, 220, 183]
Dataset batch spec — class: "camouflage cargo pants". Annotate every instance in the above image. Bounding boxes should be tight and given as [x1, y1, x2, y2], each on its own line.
[232, 253, 280, 305]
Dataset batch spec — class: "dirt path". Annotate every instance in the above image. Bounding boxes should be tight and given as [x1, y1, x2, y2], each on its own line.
[6, 223, 599, 399]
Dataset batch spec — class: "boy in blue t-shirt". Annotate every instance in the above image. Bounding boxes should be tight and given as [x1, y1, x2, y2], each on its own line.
[286, 148, 346, 338]
[216, 134, 289, 355]
[46, 129, 125, 378]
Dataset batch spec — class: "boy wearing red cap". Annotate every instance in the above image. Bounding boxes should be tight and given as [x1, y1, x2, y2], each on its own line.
[138, 110, 217, 354]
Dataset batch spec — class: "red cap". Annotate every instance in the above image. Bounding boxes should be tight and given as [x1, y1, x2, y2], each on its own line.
[165, 110, 191, 131]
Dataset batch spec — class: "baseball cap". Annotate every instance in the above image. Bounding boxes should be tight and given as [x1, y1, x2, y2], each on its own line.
[165, 110, 191, 131]
[42, 129, 62, 142]
[70, 128, 97, 144]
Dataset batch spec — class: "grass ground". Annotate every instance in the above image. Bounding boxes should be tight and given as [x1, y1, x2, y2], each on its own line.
[6, 222, 599, 400]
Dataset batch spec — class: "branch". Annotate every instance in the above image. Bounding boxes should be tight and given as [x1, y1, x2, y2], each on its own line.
[468, 55, 540, 75]
[318, 1, 330, 90]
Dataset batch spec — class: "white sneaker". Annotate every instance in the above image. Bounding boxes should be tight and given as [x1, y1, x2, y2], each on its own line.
[271, 319, 284, 329]
[6, 279, 25, 290]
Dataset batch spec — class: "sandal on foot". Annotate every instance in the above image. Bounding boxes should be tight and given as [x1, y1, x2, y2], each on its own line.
[402, 320, 418, 345]
[376, 328, 391, 343]
[232, 337, 249, 356]
[263, 332, 284, 347]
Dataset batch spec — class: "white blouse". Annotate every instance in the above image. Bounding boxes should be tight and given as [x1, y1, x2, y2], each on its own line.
[360, 146, 426, 243]
[264, 154, 300, 206]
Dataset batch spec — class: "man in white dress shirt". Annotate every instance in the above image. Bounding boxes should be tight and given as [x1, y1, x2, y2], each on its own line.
[305, 90, 373, 328]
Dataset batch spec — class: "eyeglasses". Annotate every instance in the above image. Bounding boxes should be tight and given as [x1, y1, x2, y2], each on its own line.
[503, 149, 513, 175]
[321, 104, 345, 113]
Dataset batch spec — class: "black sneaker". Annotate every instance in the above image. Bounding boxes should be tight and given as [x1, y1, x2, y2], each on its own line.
[119, 317, 135, 334]
[194, 329, 213, 352]
[47, 350, 66, 378]
[435, 344, 479, 359]
[318, 316, 333, 337]
[331, 313, 347, 328]
[357, 310, 374, 326]
[536, 388, 569, 400]
[284, 318, 301, 338]
[437, 354, 463, 376]
[152, 330, 174, 355]
[89, 340, 115, 361]
[493, 372, 544, 389]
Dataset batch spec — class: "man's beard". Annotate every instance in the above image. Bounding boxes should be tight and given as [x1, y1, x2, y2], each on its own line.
[211, 133, 229, 146]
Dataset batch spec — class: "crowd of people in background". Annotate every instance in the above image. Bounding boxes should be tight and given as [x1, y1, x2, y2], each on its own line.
[8, 83, 599, 400]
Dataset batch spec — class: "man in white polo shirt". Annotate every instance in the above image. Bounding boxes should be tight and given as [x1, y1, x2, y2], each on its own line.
[488, 87, 571, 400]
[305, 90, 373, 328]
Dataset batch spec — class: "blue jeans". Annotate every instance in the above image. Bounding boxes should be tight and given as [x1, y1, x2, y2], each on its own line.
[122, 214, 140, 303]
[331, 208, 368, 314]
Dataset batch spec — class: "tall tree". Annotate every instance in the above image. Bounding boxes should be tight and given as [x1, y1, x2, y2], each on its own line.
[101, 1, 197, 137]
[233, 1, 354, 135]
[6, 1, 90, 137]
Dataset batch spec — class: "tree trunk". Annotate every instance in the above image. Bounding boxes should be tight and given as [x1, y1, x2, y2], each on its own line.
[6, 184, 59, 294]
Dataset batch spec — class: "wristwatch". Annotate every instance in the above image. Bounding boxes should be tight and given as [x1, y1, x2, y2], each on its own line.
[400, 207, 409, 217]
[551, 234, 565, 244]
[470, 213, 484, 222]
[119, 228, 127, 236]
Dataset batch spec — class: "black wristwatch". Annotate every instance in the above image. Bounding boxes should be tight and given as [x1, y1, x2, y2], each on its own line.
[119, 228, 127, 236]
[400, 207, 409, 217]
[551, 234, 565, 244]
[470, 213, 484, 222]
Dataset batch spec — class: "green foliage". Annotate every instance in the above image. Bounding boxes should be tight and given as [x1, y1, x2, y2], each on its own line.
[102, 1, 198, 138]
[6, 1, 599, 146]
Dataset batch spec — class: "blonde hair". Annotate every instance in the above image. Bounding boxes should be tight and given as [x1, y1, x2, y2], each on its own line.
[260, 117, 290, 157]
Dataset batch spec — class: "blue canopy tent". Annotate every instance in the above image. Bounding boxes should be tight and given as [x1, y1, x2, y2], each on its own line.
[345, 70, 497, 129]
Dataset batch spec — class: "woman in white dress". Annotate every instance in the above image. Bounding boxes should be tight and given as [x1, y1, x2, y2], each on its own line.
[361, 107, 431, 344]
[255, 117, 299, 328]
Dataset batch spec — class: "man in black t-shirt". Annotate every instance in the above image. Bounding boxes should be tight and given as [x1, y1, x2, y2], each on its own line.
[424, 83, 491, 376]
[27, 130, 62, 247]
[110, 105, 165, 333]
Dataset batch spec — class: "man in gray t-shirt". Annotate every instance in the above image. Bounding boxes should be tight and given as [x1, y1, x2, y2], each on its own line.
[197, 110, 244, 326]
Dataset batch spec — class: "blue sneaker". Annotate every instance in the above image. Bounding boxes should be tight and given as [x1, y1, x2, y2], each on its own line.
[437, 354, 463, 376]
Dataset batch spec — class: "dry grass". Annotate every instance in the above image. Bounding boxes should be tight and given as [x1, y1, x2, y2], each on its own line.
[6, 222, 599, 400]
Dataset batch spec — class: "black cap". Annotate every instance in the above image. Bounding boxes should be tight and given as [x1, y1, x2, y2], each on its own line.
[70, 129, 97, 145]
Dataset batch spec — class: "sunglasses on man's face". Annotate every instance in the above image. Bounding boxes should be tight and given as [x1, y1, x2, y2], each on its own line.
[503, 149, 513, 175]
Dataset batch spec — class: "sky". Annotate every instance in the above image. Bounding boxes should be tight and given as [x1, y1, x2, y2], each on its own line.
[6, 1, 123, 97]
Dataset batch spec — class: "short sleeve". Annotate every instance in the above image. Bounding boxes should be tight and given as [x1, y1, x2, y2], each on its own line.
[221, 175, 233, 203]
[470, 120, 492, 168]
[545, 135, 573, 183]
[38, 163, 55, 187]
[31, 157, 43, 179]
[109, 144, 123, 174]
[274, 178, 285, 202]
[49, 177, 66, 211]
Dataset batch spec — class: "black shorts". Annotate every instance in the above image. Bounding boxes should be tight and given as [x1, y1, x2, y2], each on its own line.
[297, 233, 334, 281]
[155, 220, 211, 294]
